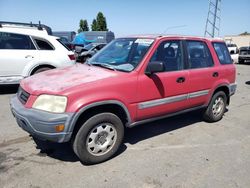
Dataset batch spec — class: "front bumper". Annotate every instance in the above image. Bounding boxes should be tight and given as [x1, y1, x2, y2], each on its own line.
[239, 55, 250, 62]
[10, 96, 74, 143]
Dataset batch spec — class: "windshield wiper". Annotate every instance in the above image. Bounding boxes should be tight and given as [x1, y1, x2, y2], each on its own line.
[90, 62, 117, 71]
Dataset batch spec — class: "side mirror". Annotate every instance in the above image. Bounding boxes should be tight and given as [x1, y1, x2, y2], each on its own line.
[230, 50, 235, 55]
[145, 61, 164, 75]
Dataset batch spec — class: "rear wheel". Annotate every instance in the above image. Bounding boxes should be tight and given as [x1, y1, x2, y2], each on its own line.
[73, 113, 124, 164]
[203, 91, 227, 122]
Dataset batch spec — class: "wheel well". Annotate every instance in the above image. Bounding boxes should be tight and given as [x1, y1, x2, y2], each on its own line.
[71, 104, 129, 140]
[213, 86, 230, 105]
[30, 64, 55, 75]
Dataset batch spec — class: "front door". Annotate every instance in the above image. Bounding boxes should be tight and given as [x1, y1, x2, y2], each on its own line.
[136, 39, 189, 121]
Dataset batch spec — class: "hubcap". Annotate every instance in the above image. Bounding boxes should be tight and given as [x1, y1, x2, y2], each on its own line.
[86, 123, 117, 156]
[212, 97, 224, 117]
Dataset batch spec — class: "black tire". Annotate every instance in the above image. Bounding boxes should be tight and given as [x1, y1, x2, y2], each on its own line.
[203, 91, 227, 122]
[73, 113, 124, 165]
[33, 67, 52, 75]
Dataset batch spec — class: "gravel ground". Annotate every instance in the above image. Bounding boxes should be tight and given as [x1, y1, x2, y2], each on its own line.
[0, 64, 250, 188]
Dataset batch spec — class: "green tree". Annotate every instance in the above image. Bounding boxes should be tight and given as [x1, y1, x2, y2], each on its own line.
[91, 19, 97, 31]
[78, 19, 89, 33]
[239, 31, 250, 36]
[96, 12, 108, 31]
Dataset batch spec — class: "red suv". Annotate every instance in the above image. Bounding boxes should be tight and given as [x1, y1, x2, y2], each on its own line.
[10, 35, 237, 164]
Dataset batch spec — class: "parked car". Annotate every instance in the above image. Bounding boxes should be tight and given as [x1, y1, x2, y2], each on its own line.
[10, 35, 236, 164]
[76, 43, 106, 63]
[226, 43, 239, 54]
[238, 46, 250, 64]
[226, 43, 239, 63]
[0, 21, 76, 84]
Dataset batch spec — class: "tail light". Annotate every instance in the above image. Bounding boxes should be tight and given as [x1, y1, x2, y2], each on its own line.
[68, 54, 76, 61]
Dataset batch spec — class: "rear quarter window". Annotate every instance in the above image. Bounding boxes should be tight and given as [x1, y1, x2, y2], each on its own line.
[34, 38, 54, 50]
[57, 39, 71, 51]
[213, 42, 232, 64]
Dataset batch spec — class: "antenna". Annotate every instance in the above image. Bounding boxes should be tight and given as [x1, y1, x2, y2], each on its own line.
[204, 0, 222, 38]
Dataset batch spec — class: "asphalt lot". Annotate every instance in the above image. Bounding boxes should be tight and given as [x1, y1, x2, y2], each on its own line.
[0, 64, 250, 188]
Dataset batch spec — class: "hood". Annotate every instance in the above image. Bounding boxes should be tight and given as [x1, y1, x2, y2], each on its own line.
[21, 64, 119, 95]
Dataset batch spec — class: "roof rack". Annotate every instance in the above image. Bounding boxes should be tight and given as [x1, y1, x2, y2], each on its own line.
[0, 21, 52, 35]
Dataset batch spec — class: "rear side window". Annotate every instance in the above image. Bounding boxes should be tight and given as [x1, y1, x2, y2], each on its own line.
[213, 42, 232, 64]
[34, 38, 54, 50]
[0, 32, 35, 50]
[186, 41, 214, 69]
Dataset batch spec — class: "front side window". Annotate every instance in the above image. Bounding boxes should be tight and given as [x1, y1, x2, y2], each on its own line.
[34, 38, 54, 50]
[149, 40, 184, 72]
[213, 42, 232, 64]
[89, 38, 154, 72]
[186, 41, 214, 69]
[0, 32, 35, 50]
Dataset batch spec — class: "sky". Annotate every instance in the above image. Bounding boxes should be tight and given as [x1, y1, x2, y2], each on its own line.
[0, 0, 249, 37]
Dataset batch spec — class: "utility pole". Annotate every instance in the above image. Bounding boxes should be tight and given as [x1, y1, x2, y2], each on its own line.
[204, 0, 221, 38]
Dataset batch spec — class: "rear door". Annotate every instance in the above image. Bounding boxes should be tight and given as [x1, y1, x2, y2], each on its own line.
[184, 40, 219, 108]
[136, 39, 190, 120]
[0, 32, 38, 76]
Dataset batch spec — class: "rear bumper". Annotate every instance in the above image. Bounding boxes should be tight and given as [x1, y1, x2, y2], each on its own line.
[10, 96, 74, 143]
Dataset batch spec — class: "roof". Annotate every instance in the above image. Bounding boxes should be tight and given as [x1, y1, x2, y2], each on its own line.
[0, 27, 57, 39]
[124, 34, 224, 41]
[0, 22, 52, 38]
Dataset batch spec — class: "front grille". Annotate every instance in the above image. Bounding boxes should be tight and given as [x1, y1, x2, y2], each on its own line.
[240, 50, 250, 55]
[17, 87, 30, 105]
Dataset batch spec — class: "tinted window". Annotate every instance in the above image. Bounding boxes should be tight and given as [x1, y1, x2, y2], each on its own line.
[186, 41, 214, 69]
[150, 40, 184, 72]
[34, 39, 54, 50]
[0, 32, 35, 50]
[57, 39, 71, 51]
[213, 42, 233, 64]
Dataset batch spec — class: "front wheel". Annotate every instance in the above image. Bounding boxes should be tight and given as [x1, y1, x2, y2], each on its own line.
[73, 113, 124, 165]
[203, 91, 227, 122]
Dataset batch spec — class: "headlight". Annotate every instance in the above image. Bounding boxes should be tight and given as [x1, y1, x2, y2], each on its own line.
[32, 95, 67, 113]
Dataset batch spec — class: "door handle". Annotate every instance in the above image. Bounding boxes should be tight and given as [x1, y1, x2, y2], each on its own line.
[212, 72, 219, 77]
[176, 77, 185, 83]
[25, 55, 34, 58]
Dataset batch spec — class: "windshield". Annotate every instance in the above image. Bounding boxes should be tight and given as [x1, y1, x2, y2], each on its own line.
[88, 38, 154, 72]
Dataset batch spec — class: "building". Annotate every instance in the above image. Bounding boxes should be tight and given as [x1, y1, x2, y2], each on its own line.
[224, 35, 250, 48]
